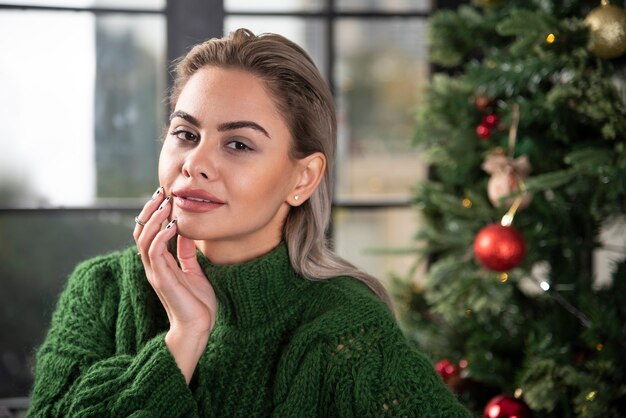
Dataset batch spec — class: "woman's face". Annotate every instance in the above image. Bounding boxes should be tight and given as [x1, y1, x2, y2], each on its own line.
[159, 66, 301, 263]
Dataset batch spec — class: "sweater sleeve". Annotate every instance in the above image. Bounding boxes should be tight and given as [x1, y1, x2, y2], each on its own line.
[322, 318, 472, 418]
[27, 256, 198, 418]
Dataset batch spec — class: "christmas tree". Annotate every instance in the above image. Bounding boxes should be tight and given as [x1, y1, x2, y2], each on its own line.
[396, 0, 626, 417]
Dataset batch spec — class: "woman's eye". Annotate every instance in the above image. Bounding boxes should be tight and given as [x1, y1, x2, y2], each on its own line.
[170, 129, 198, 142]
[226, 140, 253, 152]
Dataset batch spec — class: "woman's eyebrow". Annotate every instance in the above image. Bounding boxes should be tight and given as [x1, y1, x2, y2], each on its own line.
[169, 110, 200, 126]
[217, 121, 271, 139]
[169, 110, 271, 139]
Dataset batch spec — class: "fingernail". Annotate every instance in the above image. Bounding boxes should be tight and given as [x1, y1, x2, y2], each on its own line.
[166, 218, 177, 229]
[151, 186, 164, 201]
[158, 196, 171, 210]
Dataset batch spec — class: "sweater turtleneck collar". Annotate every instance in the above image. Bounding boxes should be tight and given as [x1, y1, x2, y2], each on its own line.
[196, 242, 312, 329]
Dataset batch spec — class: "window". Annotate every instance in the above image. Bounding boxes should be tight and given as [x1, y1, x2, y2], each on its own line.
[0, 0, 440, 402]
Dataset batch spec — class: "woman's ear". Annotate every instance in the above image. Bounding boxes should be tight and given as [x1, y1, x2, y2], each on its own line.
[289, 152, 326, 206]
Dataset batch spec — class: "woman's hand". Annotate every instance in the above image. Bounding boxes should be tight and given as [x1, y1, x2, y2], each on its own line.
[133, 187, 217, 384]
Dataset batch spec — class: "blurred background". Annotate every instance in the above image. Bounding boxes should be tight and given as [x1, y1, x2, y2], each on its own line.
[0, 0, 447, 403]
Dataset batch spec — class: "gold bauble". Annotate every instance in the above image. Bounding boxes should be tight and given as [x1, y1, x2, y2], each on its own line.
[584, 0, 626, 58]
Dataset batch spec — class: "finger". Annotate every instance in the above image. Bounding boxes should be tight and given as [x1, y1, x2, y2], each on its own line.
[177, 235, 204, 276]
[145, 218, 181, 304]
[133, 186, 165, 242]
[146, 218, 179, 279]
[136, 196, 172, 259]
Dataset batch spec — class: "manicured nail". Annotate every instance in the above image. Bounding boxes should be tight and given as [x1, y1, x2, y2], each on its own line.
[151, 186, 164, 201]
[158, 196, 171, 210]
[166, 218, 177, 229]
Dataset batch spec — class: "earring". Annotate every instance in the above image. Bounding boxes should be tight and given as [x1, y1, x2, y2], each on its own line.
[294, 195, 300, 201]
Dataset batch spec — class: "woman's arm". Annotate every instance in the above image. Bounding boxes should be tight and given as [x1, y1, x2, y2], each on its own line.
[27, 258, 199, 418]
[269, 309, 471, 418]
[323, 320, 472, 418]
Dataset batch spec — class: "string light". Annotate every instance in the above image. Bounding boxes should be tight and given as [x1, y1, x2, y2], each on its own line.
[462, 198, 473, 208]
[596, 343, 604, 351]
[586, 391, 597, 401]
[546, 33, 556, 44]
[499, 272, 509, 282]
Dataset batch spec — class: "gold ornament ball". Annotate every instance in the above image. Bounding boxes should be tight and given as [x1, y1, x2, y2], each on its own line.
[584, 1, 626, 59]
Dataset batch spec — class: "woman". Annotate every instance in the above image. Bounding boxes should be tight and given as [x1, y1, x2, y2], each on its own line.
[27, 29, 470, 417]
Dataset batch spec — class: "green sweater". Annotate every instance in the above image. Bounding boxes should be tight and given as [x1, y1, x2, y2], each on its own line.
[28, 243, 470, 417]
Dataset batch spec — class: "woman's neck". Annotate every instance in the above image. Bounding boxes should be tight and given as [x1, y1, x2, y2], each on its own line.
[194, 236, 283, 265]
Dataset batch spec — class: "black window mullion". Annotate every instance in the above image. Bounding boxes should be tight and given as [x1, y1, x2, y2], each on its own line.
[166, 0, 224, 89]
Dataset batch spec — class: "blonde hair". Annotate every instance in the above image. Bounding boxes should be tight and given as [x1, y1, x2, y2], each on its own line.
[170, 28, 392, 307]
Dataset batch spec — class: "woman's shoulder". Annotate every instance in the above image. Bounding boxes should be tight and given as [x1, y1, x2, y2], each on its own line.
[301, 275, 396, 337]
[315, 275, 387, 307]
[70, 246, 140, 277]
[63, 246, 144, 297]
[310, 274, 390, 308]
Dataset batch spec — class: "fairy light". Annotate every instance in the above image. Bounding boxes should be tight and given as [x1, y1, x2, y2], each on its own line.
[586, 391, 597, 401]
[540, 281, 551, 291]
[546, 33, 556, 44]
[462, 198, 473, 208]
[499, 272, 509, 282]
[596, 343, 604, 351]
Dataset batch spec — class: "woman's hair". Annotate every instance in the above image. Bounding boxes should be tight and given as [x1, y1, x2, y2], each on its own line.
[170, 28, 392, 307]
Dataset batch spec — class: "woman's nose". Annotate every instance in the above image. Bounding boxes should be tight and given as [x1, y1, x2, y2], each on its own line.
[182, 145, 215, 180]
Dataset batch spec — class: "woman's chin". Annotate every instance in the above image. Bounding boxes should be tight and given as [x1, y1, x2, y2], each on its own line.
[174, 218, 206, 241]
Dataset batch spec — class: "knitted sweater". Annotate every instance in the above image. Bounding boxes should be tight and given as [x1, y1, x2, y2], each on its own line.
[27, 243, 471, 417]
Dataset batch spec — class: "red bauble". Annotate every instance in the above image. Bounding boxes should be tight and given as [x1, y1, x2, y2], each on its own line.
[435, 359, 458, 383]
[484, 395, 533, 418]
[473, 223, 526, 271]
[476, 124, 492, 139]
[482, 113, 499, 127]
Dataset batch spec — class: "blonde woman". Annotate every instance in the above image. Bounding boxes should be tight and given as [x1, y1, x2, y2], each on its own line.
[28, 29, 470, 417]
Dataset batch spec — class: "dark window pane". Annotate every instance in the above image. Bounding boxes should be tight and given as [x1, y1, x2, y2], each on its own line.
[95, 14, 166, 200]
[0, 209, 138, 397]
[334, 18, 429, 199]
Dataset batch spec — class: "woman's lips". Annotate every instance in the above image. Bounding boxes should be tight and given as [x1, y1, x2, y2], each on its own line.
[174, 196, 224, 212]
[172, 188, 225, 213]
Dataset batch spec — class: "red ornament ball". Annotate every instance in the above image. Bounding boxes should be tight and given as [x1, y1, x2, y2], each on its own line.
[482, 113, 499, 127]
[484, 395, 533, 418]
[473, 223, 526, 271]
[435, 359, 458, 383]
[476, 124, 492, 139]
